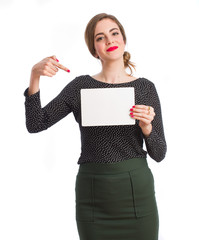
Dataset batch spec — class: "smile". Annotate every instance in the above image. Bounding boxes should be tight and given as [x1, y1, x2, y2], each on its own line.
[106, 46, 118, 52]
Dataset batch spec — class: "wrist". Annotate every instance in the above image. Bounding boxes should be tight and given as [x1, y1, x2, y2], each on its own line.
[31, 67, 40, 80]
[141, 124, 152, 138]
[28, 71, 40, 96]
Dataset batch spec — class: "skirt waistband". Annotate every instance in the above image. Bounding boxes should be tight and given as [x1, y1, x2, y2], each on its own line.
[78, 158, 148, 175]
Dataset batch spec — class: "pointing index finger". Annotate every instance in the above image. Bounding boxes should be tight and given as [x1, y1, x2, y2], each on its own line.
[54, 61, 70, 72]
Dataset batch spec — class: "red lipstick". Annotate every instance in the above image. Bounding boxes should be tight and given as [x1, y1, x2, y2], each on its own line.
[107, 46, 118, 52]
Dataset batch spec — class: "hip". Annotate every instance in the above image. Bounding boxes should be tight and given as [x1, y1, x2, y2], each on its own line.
[75, 158, 158, 222]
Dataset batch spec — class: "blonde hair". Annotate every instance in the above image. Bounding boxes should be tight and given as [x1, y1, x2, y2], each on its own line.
[84, 13, 136, 75]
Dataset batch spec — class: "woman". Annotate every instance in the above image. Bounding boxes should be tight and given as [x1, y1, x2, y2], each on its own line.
[24, 13, 166, 240]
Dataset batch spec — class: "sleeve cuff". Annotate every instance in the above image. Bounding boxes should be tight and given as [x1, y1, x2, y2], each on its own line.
[143, 126, 156, 140]
[24, 88, 40, 98]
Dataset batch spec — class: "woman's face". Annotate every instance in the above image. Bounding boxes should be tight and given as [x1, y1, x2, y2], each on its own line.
[94, 18, 125, 62]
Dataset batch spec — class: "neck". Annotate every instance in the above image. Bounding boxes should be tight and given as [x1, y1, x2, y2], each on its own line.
[99, 58, 128, 84]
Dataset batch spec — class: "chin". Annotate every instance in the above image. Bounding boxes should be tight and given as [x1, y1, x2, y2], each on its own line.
[106, 54, 124, 62]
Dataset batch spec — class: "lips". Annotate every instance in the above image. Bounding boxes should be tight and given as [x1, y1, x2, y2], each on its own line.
[106, 46, 118, 52]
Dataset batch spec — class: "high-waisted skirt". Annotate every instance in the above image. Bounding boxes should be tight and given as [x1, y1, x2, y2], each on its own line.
[75, 158, 159, 240]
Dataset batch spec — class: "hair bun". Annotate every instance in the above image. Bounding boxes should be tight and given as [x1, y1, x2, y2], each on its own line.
[123, 51, 131, 66]
[123, 51, 136, 75]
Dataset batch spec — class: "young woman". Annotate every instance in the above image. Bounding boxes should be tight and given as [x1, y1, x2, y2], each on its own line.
[24, 13, 166, 240]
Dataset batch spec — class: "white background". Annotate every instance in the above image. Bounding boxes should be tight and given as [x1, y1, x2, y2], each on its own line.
[0, 0, 198, 239]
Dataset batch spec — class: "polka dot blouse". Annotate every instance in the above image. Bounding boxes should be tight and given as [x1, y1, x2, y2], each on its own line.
[24, 75, 167, 164]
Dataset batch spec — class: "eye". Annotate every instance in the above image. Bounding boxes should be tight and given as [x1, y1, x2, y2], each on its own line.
[113, 32, 119, 36]
[96, 36, 104, 42]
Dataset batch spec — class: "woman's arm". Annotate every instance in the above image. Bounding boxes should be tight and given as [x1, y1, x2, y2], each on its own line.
[24, 56, 71, 133]
[144, 83, 167, 162]
[130, 83, 167, 162]
[24, 85, 73, 133]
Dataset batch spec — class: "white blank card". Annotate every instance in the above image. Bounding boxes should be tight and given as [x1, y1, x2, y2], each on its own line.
[80, 87, 135, 126]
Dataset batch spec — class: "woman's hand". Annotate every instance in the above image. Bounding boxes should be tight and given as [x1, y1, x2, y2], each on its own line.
[129, 105, 156, 137]
[31, 55, 70, 78]
[28, 55, 70, 96]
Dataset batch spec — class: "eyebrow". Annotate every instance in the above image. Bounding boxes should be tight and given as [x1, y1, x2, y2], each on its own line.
[94, 28, 119, 39]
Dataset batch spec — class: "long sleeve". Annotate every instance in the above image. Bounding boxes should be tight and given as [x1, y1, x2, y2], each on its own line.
[144, 83, 167, 162]
[24, 84, 73, 133]
[24, 75, 167, 164]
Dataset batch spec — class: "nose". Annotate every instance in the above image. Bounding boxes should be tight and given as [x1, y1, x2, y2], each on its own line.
[106, 36, 114, 45]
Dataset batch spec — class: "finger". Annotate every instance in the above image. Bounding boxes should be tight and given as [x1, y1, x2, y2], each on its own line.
[130, 107, 149, 115]
[130, 105, 154, 115]
[47, 67, 57, 76]
[43, 70, 54, 77]
[48, 56, 70, 72]
[132, 112, 153, 120]
[55, 62, 70, 72]
[130, 111, 154, 123]
[137, 118, 151, 125]
[43, 62, 58, 75]
[130, 108, 148, 114]
[44, 58, 59, 72]
[132, 105, 147, 109]
[130, 115, 152, 125]
[48, 62, 59, 72]
[49, 55, 58, 62]
[132, 105, 154, 111]
[50, 59, 70, 72]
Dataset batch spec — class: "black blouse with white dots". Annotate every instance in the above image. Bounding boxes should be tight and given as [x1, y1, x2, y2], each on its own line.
[24, 75, 167, 164]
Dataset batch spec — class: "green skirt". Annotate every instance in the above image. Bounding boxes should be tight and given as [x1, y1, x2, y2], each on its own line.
[75, 158, 159, 240]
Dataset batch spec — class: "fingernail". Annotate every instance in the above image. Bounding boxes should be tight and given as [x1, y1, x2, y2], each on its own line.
[133, 106, 135, 108]
[67, 69, 70, 73]
[56, 59, 59, 62]
[130, 112, 133, 115]
[130, 108, 133, 111]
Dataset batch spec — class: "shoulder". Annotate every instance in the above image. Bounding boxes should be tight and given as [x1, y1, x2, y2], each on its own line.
[61, 75, 87, 90]
[135, 77, 156, 91]
[65, 75, 89, 86]
[134, 78, 160, 98]
[139, 78, 161, 100]
[138, 77, 155, 87]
